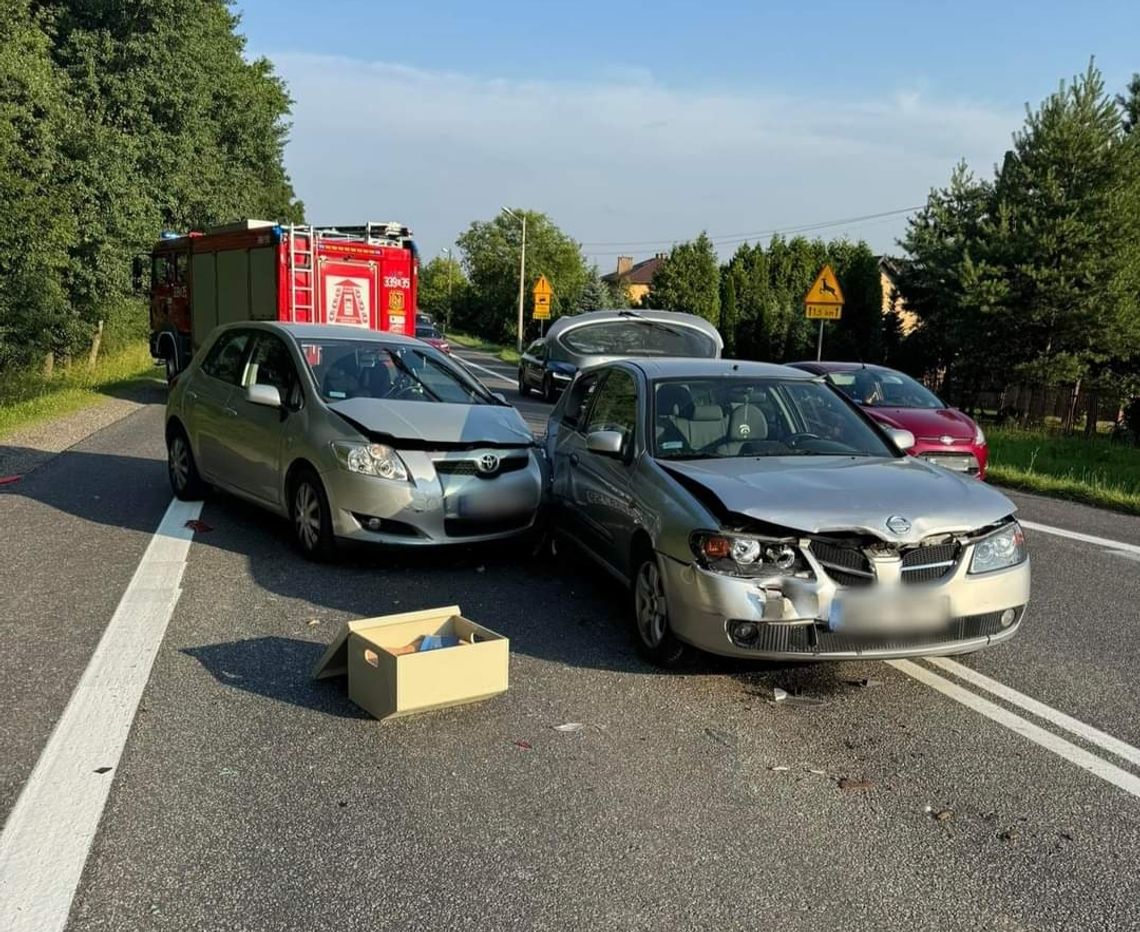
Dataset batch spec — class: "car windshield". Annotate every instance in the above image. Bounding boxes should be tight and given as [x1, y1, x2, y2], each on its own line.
[297, 338, 491, 405]
[560, 319, 716, 357]
[653, 377, 894, 459]
[827, 368, 944, 409]
[415, 326, 439, 338]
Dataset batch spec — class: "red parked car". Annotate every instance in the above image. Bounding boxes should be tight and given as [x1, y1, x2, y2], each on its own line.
[789, 362, 988, 478]
[415, 323, 451, 354]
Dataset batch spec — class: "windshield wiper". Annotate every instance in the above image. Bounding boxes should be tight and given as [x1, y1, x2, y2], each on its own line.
[617, 309, 684, 337]
[387, 350, 442, 402]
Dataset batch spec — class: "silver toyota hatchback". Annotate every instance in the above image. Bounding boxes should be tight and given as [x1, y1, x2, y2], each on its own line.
[166, 322, 543, 558]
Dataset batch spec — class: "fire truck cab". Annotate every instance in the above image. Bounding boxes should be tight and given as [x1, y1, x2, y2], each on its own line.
[138, 220, 419, 381]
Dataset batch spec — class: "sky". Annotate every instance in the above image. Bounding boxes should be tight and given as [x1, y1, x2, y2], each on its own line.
[234, 0, 1140, 269]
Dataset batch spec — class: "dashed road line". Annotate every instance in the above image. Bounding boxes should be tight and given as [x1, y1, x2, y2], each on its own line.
[0, 497, 202, 932]
[888, 659, 1140, 799]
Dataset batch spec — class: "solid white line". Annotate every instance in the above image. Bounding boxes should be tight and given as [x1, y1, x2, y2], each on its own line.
[0, 497, 203, 932]
[453, 353, 518, 387]
[1020, 519, 1140, 557]
[925, 656, 1140, 769]
[887, 660, 1140, 799]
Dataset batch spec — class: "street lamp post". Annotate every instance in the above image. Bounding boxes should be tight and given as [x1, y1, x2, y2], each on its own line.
[501, 206, 526, 353]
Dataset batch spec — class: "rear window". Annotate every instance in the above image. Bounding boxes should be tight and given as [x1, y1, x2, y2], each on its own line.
[560, 320, 716, 358]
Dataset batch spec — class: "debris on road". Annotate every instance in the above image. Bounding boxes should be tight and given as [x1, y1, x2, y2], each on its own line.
[768, 765, 790, 772]
[184, 519, 213, 533]
[704, 727, 736, 748]
[553, 722, 584, 732]
[771, 686, 825, 707]
[844, 678, 884, 689]
[837, 777, 874, 791]
[93, 766, 113, 775]
[307, 618, 321, 627]
[925, 805, 955, 822]
[513, 739, 533, 750]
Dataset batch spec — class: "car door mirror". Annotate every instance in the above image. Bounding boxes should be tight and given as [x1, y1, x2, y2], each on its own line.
[247, 384, 282, 409]
[586, 429, 625, 457]
[885, 427, 915, 452]
[491, 392, 508, 404]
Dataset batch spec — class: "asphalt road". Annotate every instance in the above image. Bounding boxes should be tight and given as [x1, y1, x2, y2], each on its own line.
[2, 354, 1139, 931]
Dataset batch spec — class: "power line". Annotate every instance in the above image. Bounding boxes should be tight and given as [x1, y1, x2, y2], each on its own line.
[578, 205, 925, 252]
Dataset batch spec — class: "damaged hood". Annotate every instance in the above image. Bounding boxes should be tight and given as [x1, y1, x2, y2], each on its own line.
[659, 455, 1014, 542]
[329, 398, 534, 447]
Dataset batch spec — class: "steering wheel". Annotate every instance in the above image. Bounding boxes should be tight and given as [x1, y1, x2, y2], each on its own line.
[784, 432, 821, 447]
[387, 381, 425, 401]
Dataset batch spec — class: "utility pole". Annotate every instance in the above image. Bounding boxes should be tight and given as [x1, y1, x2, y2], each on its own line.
[501, 206, 526, 352]
[817, 320, 824, 361]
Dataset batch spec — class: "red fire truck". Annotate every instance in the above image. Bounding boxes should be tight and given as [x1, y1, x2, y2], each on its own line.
[138, 220, 419, 380]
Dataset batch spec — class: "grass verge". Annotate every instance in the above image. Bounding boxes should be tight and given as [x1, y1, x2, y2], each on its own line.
[447, 331, 521, 365]
[0, 342, 158, 439]
[986, 426, 1140, 516]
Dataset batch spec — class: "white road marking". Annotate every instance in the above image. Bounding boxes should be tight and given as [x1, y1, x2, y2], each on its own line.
[453, 353, 518, 387]
[925, 656, 1140, 769]
[0, 497, 203, 932]
[888, 659, 1140, 799]
[1020, 519, 1140, 557]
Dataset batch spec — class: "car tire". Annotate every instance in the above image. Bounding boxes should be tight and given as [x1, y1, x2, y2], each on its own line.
[630, 548, 689, 668]
[518, 370, 530, 396]
[164, 354, 179, 384]
[543, 374, 557, 403]
[167, 425, 205, 501]
[290, 467, 337, 561]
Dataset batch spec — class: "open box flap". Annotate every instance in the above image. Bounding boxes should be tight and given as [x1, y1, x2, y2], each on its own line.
[311, 606, 462, 679]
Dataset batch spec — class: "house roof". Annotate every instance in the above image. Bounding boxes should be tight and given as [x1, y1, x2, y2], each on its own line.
[601, 255, 666, 286]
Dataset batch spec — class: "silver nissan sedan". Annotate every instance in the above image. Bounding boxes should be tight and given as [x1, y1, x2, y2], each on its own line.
[545, 358, 1030, 666]
[166, 322, 543, 558]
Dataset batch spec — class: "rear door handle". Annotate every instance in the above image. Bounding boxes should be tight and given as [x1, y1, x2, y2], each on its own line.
[569, 453, 579, 466]
[224, 407, 238, 418]
[186, 390, 198, 401]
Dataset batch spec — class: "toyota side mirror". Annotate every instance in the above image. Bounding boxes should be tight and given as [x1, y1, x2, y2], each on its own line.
[247, 384, 282, 409]
[586, 429, 625, 457]
[886, 427, 915, 452]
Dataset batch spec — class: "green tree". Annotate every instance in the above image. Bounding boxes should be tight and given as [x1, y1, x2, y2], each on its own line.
[824, 240, 885, 363]
[456, 209, 588, 343]
[718, 268, 737, 356]
[996, 62, 1138, 403]
[648, 232, 720, 324]
[0, 0, 75, 366]
[1119, 72, 1140, 134]
[417, 255, 466, 329]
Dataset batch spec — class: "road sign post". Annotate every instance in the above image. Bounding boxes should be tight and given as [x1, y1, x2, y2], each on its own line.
[803, 264, 844, 361]
[532, 275, 553, 336]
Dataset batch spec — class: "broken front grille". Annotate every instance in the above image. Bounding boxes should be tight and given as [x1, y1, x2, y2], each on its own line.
[810, 537, 961, 587]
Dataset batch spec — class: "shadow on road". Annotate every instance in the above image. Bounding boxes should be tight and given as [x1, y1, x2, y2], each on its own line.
[181, 637, 371, 719]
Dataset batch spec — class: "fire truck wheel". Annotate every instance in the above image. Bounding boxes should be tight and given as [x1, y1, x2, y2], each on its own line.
[166, 425, 205, 500]
[289, 467, 337, 561]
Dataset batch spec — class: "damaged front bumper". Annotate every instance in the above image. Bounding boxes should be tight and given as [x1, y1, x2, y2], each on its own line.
[658, 549, 1030, 661]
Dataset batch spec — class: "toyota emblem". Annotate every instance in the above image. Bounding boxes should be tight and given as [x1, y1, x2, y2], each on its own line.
[476, 453, 501, 475]
[885, 515, 912, 536]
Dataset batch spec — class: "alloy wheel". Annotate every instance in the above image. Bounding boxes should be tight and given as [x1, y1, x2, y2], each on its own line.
[635, 559, 668, 647]
[294, 482, 321, 552]
[169, 436, 190, 491]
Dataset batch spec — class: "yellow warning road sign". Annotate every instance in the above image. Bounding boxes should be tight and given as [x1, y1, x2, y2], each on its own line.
[533, 275, 553, 320]
[804, 264, 844, 319]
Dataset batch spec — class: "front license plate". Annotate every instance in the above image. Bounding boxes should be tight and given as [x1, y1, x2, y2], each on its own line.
[828, 591, 949, 634]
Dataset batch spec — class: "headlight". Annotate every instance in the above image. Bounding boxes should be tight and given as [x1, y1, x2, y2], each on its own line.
[974, 423, 987, 446]
[331, 441, 409, 481]
[690, 531, 807, 577]
[969, 521, 1026, 574]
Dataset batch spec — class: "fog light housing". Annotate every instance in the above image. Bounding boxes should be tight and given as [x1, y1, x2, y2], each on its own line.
[1000, 608, 1016, 628]
[731, 621, 759, 646]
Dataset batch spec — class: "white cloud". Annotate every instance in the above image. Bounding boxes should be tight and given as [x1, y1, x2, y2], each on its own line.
[271, 53, 1019, 267]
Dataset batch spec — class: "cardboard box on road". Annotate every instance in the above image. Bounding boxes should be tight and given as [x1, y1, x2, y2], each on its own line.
[312, 605, 509, 721]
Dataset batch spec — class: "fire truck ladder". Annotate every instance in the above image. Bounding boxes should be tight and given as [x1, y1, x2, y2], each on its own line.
[287, 224, 316, 322]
